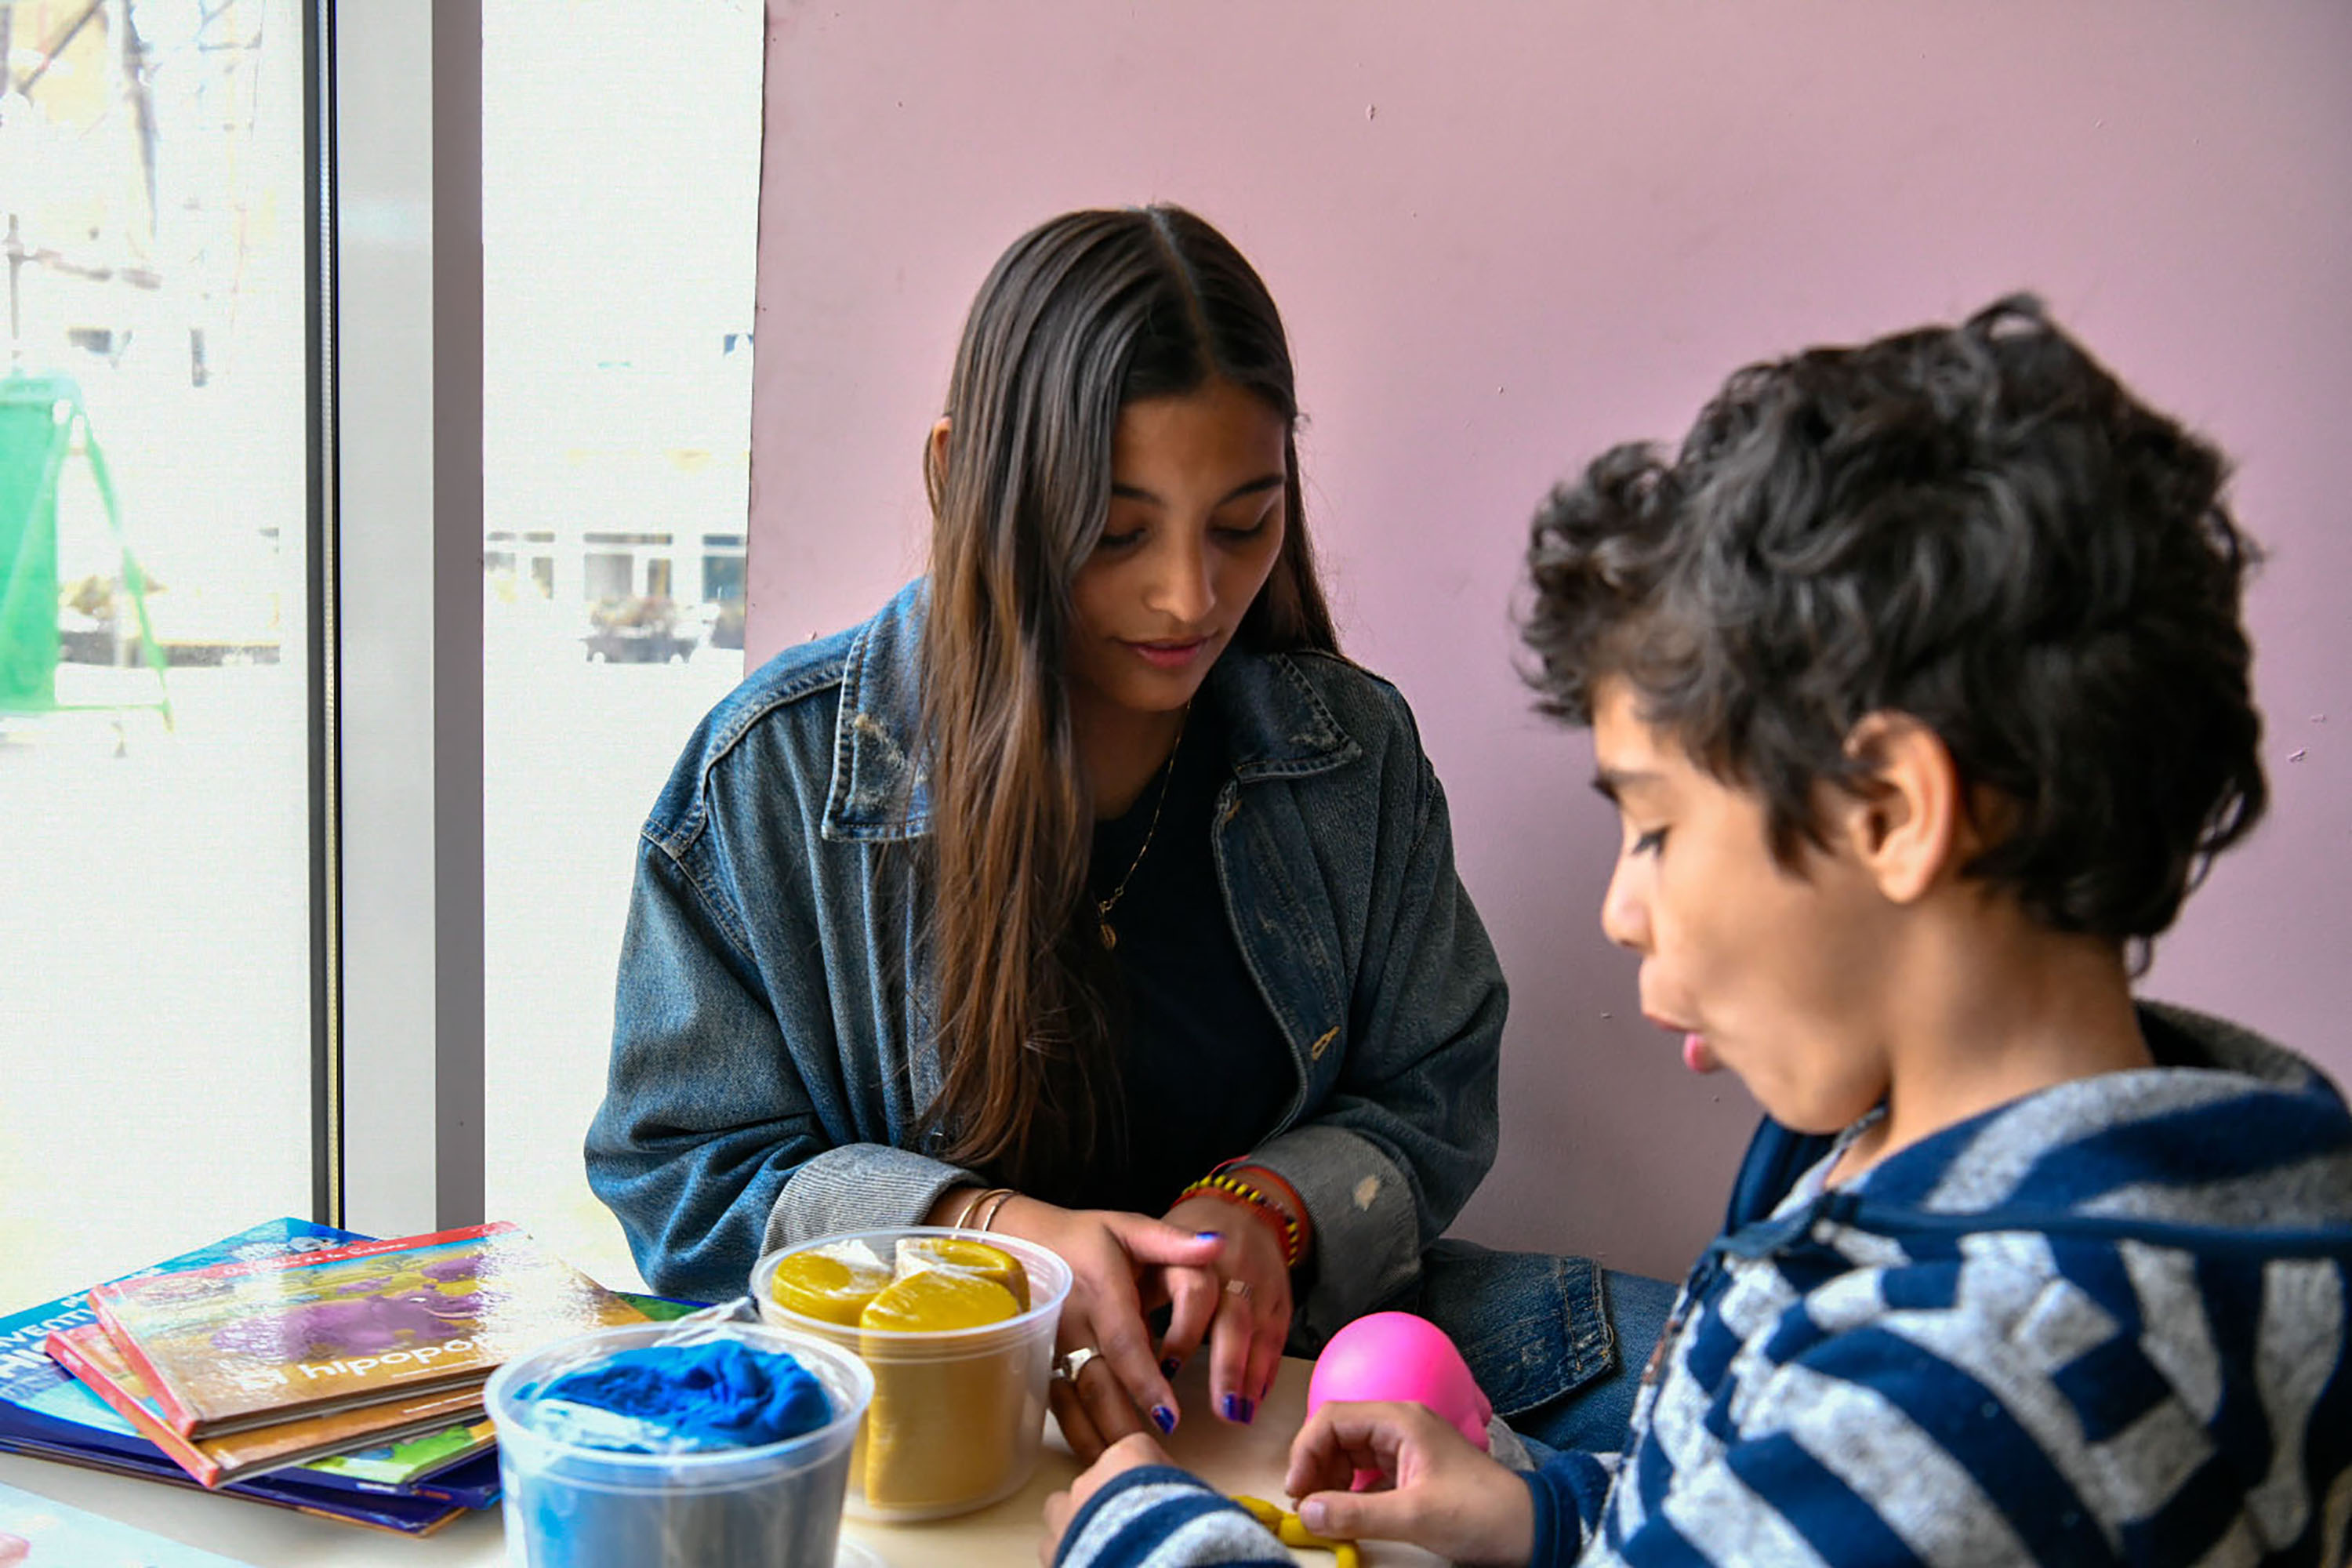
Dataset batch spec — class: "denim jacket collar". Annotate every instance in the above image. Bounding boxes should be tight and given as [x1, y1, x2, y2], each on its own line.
[823, 579, 1361, 842]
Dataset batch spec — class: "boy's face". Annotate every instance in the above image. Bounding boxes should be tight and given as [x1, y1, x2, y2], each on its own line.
[1590, 679, 1896, 1135]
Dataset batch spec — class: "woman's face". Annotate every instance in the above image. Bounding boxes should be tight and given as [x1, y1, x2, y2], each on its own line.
[1065, 376, 1290, 720]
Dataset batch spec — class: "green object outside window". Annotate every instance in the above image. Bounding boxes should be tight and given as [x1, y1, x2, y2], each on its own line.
[0, 372, 171, 726]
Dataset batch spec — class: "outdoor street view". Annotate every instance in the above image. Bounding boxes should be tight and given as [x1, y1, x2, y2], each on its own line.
[2, 0, 761, 1305]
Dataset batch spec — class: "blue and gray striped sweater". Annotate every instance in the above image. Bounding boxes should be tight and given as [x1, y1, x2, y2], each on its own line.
[1055, 1004, 2352, 1566]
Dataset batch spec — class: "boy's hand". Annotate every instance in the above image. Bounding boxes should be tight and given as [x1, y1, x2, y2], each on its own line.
[1040, 1432, 1172, 1566]
[1284, 1400, 1536, 1566]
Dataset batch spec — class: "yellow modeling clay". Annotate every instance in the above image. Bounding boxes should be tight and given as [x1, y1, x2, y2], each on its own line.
[894, 1236, 1031, 1310]
[858, 1264, 1023, 1509]
[1231, 1494, 1360, 1566]
[765, 1241, 892, 1326]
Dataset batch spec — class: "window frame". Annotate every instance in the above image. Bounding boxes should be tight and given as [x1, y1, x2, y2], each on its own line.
[327, 0, 486, 1238]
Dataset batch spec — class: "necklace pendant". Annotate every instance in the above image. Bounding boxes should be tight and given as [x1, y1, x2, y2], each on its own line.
[1098, 920, 1117, 951]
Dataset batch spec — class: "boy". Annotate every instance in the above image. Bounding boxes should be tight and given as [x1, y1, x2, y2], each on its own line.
[1040, 297, 2352, 1566]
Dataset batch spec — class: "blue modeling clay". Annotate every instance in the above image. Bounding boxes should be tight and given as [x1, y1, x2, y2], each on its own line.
[529, 1339, 832, 1453]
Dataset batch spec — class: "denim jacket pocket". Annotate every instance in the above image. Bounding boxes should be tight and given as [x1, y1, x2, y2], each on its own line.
[1410, 1238, 1618, 1418]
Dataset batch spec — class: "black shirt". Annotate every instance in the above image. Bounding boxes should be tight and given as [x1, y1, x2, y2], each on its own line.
[1084, 697, 1298, 1217]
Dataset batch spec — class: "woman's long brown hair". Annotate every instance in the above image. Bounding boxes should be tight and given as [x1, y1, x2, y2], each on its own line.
[917, 205, 1337, 1200]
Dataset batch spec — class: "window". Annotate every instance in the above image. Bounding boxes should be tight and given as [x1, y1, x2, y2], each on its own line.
[1, 0, 314, 1305]
[0, 0, 762, 1313]
[480, 0, 763, 1292]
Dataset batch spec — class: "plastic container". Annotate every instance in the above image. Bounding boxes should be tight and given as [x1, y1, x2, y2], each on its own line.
[751, 1227, 1072, 1521]
[485, 1319, 873, 1567]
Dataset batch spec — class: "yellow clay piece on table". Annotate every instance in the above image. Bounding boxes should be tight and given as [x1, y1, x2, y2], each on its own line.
[1232, 1496, 1359, 1566]
[858, 1267, 1025, 1510]
[766, 1244, 893, 1327]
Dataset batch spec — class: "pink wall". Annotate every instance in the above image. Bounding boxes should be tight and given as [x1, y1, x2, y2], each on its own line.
[748, 1, 2352, 1281]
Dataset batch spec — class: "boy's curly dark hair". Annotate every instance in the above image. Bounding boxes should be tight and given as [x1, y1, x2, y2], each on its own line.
[1523, 295, 2266, 947]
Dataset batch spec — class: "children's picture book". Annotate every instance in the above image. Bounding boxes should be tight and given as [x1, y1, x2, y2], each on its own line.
[0, 1475, 263, 1566]
[0, 1218, 360, 1412]
[0, 1218, 492, 1501]
[45, 1323, 485, 1489]
[612, 1289, 708, 1323]
[89, 1222, 648, 1438]
[0, 1441, 466, 1537]
[296, 1424, 500, 1503]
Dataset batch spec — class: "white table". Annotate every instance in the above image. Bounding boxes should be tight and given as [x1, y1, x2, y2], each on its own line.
[0, 1359, 1444, 1566]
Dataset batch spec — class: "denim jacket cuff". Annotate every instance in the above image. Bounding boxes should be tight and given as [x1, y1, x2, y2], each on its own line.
[1245, 1123, 1419, 1346]
[762, 1143, 980, 1254]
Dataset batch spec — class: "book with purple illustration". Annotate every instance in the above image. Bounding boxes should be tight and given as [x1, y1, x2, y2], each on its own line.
[45, 1323, 485, 1489]
[87, 1222, 648, 1438]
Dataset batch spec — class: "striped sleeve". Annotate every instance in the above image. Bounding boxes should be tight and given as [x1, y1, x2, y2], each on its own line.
[1053, 1465, 1293, 1568]
[1526, 1449, 1618, 1563]
[1603, 1338, 2031, 1566]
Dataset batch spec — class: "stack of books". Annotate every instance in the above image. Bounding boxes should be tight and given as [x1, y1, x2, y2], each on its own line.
[0, 1218, 667, 1536]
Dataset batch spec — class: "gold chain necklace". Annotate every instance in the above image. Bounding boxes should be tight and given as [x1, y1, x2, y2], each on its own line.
[1094, 708, 1188, 952]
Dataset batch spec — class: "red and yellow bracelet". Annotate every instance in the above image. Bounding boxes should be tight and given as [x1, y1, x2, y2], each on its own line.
[1176, 1166, 1308, 1269]
[1214, 1158, 1311, 1249]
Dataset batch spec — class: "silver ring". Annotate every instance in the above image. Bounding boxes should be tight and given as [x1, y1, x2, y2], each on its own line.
[1223, 1277, 1253, 1301]
[1053, 1345, 1102, 1382]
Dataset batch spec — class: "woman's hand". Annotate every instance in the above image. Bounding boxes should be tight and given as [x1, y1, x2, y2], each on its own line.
[1038, 1431, 1173, 1566]
[1283, 1400, 1535, 1566]
[988, 1196, 1223, 1446]
[1159, 1191, 1292, 1426]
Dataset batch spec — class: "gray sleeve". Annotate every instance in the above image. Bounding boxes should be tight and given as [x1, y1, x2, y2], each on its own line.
[764, 1143, 980, 1252]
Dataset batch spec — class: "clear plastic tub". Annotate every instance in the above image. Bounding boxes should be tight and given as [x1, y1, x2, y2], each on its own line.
[751, 1227, 1073, 1521]
[485, 1319, 873, 1567]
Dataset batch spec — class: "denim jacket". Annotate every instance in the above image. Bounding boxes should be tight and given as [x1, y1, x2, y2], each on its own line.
[586, 582, 1512, 1352]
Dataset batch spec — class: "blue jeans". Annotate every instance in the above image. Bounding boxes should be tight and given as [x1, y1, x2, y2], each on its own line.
[1507, 1268, 1677, 1459]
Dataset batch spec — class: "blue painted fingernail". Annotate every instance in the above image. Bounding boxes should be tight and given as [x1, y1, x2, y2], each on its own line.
[1193, 1231, 1222, 1240]
[1161, 1357, 1181, 1377]
[1152, 1405, 1177, 1435]
[1220, 1393, 1254, 1424]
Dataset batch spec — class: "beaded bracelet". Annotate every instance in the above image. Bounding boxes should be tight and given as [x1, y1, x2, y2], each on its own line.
[1212, 1157, 1310, 1250]
[1175, 1171, 1305, 1269]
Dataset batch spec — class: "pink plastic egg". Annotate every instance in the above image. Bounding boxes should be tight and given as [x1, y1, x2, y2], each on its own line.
[1306, 1310, 1491, 1453]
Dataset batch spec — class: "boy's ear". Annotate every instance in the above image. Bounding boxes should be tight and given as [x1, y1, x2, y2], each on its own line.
[1833, 712, 1968, 906]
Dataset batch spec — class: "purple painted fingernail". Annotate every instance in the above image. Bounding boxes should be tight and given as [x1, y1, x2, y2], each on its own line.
[1152, 1405, 1177, 1435]
[1220, 1393, 1254, 1425]
[1161, 1358, 1181, 1378]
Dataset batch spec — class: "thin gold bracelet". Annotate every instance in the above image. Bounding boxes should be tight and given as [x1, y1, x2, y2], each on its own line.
[975, 1189, 1018, 1232]
[952, 1185, 1008, 1230]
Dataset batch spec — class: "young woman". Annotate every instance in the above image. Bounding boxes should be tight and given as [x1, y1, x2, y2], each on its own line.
[587, 205, 1667, 1459]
